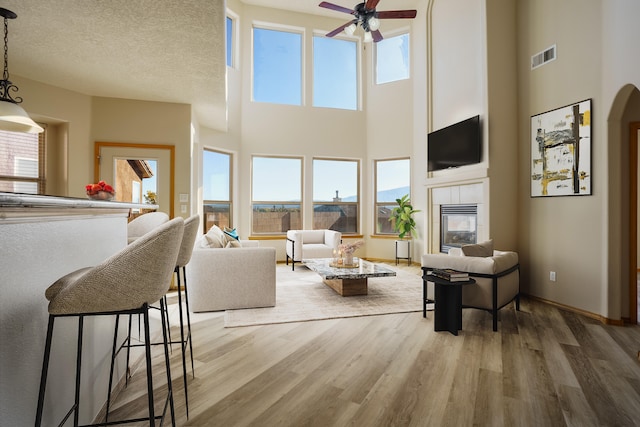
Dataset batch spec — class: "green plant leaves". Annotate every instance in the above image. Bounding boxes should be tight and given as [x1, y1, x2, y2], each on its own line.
[388, 193, 420, 239]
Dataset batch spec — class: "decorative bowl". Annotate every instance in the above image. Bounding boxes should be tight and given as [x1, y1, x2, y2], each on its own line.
[87, 191, 115, 201]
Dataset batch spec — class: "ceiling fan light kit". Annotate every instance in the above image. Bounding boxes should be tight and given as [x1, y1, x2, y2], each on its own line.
[319, 0, 417, 43]
[0, 8, 43, 134]
[344, 23, 357, 35]
[368, 17, 380, 31]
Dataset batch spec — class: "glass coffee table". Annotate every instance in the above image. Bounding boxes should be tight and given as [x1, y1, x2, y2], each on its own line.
[302, 258, 396, 296]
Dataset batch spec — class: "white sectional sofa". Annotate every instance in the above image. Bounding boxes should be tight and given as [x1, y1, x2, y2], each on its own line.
[186, 227, 276, 312]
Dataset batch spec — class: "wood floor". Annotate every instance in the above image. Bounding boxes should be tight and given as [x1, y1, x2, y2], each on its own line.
[107, 265, 640, 427]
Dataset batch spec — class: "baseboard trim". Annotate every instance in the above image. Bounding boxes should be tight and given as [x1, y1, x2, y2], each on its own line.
[525, 294, 625, 326]
[362, 257, 419, 266]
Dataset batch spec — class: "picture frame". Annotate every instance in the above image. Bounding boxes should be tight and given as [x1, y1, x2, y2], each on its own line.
[530, 99, 592, 197]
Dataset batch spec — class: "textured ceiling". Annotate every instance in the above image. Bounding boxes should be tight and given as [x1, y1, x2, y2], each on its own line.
[1, 0, 227, 129]
[0, 0, 418, 131]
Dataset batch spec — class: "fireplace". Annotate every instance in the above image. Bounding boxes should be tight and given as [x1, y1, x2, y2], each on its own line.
[440, 204, 477, 253]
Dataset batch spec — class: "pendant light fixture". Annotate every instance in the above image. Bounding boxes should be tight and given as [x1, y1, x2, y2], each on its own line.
[0, 8, 43, 134]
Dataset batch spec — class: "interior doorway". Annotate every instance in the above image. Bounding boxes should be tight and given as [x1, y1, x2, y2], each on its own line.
[94, 142, 175, 218]
[630, 122, 640, 325]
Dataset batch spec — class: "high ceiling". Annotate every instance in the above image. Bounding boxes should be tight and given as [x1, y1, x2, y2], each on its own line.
[0, 0, 418, 131]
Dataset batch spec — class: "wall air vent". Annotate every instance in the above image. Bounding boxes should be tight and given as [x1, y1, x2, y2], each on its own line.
[531, 44, 557, 70]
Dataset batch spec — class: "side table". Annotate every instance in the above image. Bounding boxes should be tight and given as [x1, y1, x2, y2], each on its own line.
[422, 271, 475, 336]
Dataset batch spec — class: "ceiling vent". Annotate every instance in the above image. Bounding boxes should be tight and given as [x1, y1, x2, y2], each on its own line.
[531, 44, 556, 70]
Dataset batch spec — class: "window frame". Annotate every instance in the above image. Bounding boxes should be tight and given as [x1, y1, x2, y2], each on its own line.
[374, 29, 411, 85]
[202, 148, 233, 233]
[312, 157, 360, 235]
[0, 127, 46, 194]
[251, 155, 304, 235]
[251, 22, 305, 106]
[373, 157, 411, 236]
[226, 9, 239, 69]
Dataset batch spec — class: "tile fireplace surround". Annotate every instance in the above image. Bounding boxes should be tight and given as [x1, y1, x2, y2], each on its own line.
[429, 181, 487, 253]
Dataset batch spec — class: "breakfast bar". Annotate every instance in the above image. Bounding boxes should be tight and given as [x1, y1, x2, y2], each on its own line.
[0, 193, 157, 426]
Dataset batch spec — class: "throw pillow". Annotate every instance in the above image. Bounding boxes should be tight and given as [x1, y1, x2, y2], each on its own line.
[202, 225, 225, 248]
[220, 231, 236, 248]
[223, 227, 239, 240]
[461, 239, 494, 257]
[225, 240, 243, 248]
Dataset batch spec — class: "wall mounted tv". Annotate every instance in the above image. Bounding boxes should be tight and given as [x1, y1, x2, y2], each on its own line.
[427, 115, 482, 172]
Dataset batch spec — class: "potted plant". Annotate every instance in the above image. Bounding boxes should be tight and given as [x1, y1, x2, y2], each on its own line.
[389, 194, 420, 264]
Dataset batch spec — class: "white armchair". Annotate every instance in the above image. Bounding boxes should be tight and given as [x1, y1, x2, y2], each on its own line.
[286, 229, 342, 270]
[421, 240, 520, 331]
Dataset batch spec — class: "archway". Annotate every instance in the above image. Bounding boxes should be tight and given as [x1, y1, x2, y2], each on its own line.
[608, 84, 640, 324]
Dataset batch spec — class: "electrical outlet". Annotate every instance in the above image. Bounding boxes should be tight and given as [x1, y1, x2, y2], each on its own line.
[550, 271, 556, 282]
[181, 204, 187, 213]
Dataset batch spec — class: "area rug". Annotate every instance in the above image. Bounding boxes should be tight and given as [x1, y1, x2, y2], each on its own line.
[224, 264, 425, 327]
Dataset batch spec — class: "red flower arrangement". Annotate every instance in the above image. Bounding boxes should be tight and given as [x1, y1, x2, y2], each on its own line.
[86, 180, 115, 200]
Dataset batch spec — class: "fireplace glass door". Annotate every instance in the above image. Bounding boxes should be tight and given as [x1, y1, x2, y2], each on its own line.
[440, 204, 477, 253]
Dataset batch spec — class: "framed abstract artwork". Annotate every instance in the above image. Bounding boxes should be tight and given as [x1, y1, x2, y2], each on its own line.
[530, 99, 592, 197]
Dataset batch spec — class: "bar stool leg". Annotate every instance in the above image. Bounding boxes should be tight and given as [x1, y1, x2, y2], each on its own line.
[163, 295, 173, 351]
[125, 314, 133, 385]
[35, 315, 55, 427]
[175, 267, 189, 418]
[73, 316, 84, 427]
[159, 298, 176, 426]
[182, 266, 195, 377]
[105, 315, 120, 423]
[142, 305, 156, 427]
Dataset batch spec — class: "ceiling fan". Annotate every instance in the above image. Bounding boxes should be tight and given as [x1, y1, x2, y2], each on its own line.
[319, 0, 417, 43]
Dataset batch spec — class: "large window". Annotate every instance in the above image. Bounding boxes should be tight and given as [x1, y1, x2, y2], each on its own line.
[375, 32, 410, 85]
[313, 158, 359, 234]
[374, 158, 410, 234]
[313, 35, 358, 110]
[252, 26, 302, 106]
[0, 129, 45, 194]
[252, 156, 302, 234]
[203, 149, 232, 233]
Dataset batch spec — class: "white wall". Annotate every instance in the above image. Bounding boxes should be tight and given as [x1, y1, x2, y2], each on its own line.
[430, 0, 485, 130]
[365, 17, 419, 259]
[13, 75, 92, 198]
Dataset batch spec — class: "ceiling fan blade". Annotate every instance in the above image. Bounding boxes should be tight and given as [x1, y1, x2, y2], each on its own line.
[365, 0, 381, 11]
[326, 20, 357, 38]
[371, 29, 384, 43]
[319, 1, 355, 15]
[377, 10, 418, 19]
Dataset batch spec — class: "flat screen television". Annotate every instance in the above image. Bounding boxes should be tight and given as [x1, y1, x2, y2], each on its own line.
[427, 115, 482, 172]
